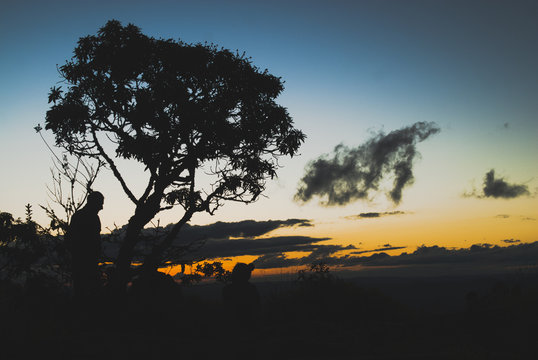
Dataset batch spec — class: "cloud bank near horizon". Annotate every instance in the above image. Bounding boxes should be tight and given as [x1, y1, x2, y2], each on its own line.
[252, 241, 538, 270]
[101, 217, 537, 275]
[295, 122, 440, 206]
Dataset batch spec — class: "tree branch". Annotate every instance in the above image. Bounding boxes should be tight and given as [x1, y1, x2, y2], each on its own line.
[90, 127, 139, 205]
[139, 173, 156, 203]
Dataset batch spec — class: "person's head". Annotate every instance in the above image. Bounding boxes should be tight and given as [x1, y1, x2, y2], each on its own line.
[86, 191, 104, 212]
[231, 262, 254, 283]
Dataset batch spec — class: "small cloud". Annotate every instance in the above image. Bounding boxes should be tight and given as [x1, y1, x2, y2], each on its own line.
[522, 217, 536, 221]
[345, 211, 407, 220]
[483, 170, 530, 199]
[502, 239, 521, 244]
[503, 122, 510, 129]
[465, 169, 530, 199]
[495, 214, 510, 219]
[354, 212, 381, 218]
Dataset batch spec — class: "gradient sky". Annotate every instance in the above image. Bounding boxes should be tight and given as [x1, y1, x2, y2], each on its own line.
[1, 0, 537, 271]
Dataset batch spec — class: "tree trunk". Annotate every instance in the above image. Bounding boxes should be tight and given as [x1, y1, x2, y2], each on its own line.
[110, 218, 144, 293]
[110, 195, 162, 294]
[140, 209, 195, 276]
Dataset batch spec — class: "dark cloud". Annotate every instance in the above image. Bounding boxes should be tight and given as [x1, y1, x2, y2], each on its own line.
[253, 244, 355, 269]
[250, 242, 538, 270]
[183, 235, 334, 260]
[253, 245, 406, 269]
[502, 239, 521, 244]
[169, 219, 325, 260]
[345, 211, 407, 220]
[253, 251, 388, 269]
[495, 214, 510, 219]
[177, 218, 313, 240]
[483, 170, 530, 199]
[466, 170, 530, 199]
[357, 242, 538, 268]
[102, 218, 320, 261]
[295, 122, 440, 206]
[253, 253, 300, 269]
[351, 246, 407, 255]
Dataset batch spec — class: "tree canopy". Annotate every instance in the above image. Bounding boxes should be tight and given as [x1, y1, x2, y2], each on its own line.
[44, 20, 305, 289]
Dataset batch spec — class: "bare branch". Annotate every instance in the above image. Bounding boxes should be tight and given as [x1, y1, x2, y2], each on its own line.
[139, 173, 156, 203]
[90, 127, 139, 205]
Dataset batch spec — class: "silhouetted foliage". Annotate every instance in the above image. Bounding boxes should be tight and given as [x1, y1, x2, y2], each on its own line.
[44, 20, 305, 291]
[0, 206, 70, 287]
[175, 261, 231, 286]
[296, 261, 333, 283]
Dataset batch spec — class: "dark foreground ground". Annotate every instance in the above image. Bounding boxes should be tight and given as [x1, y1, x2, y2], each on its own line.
[1, 269, 538, 359]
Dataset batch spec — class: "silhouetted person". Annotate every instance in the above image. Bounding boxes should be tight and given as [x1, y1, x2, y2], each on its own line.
[222, 263, 261, 358]
[223, 262, 261, 326]
[67, 191, 104, 302]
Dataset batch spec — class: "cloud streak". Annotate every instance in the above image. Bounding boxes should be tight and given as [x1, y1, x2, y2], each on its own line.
[253, 245, 406, 269]
[182, 235, 335, 260]
[295, 122, 440, 206]
[345, 211, 407, 220]
[502, 239, 521, 244]
[175, 218, 312, 241]
[351, 246, 407, 255]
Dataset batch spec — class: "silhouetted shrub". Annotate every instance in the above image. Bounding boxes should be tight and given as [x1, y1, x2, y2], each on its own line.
[0, 207, 70, 289]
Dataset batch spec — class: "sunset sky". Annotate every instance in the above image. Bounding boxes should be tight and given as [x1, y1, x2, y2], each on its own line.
[1, 0, 537, 274]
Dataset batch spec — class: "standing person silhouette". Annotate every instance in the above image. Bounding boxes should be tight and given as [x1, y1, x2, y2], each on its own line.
[222, 262, 261, 326]
[222, 263, 261, 359]
[68, 191, 104, 302]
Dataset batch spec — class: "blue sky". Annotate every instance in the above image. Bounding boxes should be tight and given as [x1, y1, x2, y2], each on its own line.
[1, 0, 537, 255]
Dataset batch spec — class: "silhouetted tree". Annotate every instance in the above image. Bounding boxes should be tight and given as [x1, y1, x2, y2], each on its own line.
[44, 20, 305, 292]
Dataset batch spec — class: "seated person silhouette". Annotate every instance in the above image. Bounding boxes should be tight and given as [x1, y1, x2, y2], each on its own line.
[222, 262, 261, 328]
[67, 191, 104, 302]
